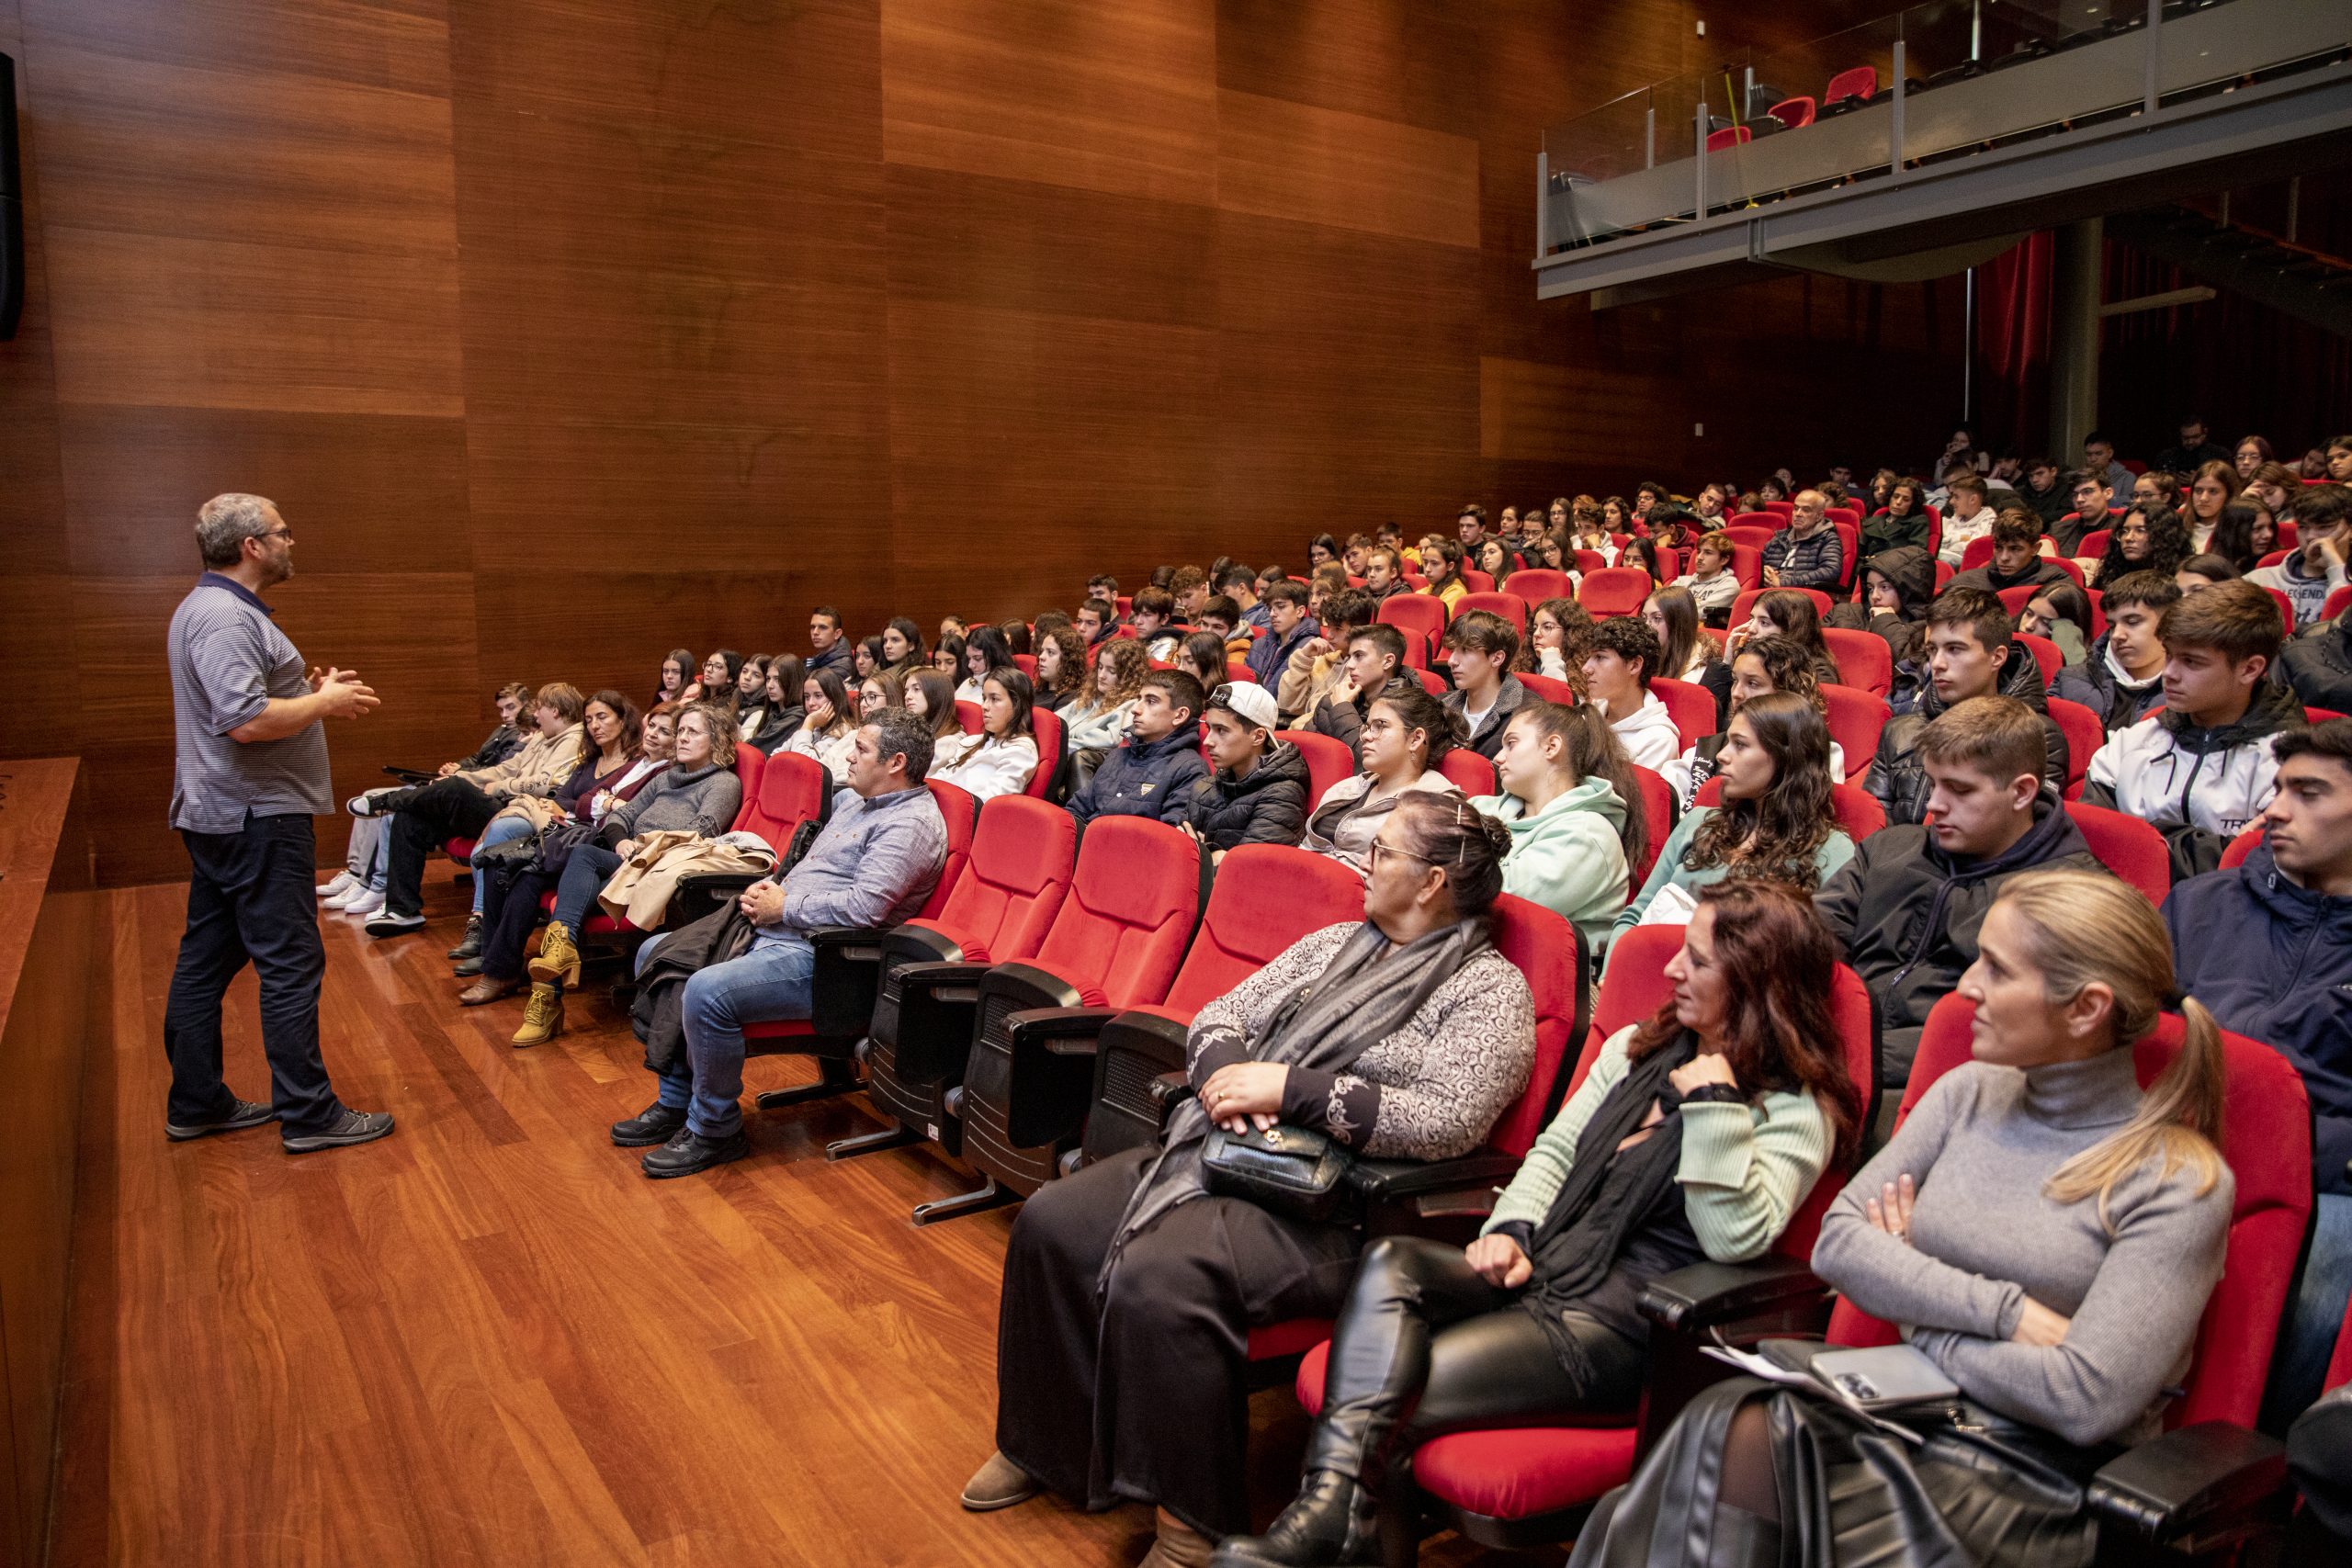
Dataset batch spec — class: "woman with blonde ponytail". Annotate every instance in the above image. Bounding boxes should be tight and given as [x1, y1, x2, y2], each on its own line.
[1566, 869, 2236, 1568]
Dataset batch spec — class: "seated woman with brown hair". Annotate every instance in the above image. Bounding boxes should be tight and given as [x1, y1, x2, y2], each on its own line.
[1219, 880, 1858, 1567]
[779, 666, 859, 784]
[1302, 683, 1467, 879]
[459, 702, 744, 1045]
[1572, 871, 2233, 1567]
[964, 794, 1539, 1566]
[926, 667, 1039, 801]
[902, 668, 962, 743]
[1032, 624, 1090, 713]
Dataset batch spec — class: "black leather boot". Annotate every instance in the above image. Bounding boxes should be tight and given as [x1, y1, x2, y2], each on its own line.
[447, 914, 483, 961]
[1209, 1470, 1374, 1566]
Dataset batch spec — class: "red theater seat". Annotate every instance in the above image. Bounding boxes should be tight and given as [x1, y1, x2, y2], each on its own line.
[2047, 696, 2103, 798]
[1456, 591, 1529, 630]
[1502, 569, 1570, 604]
[1625, 766, 1676, 893]
[1576, 569, 1653, 619]
[2064, 801, 2170, 905]
[1274, 729, 1355, 808]
[1516, 671, 1577, 706]
[1376, 595, 1446, 668]
[1438, 749, 1497, 796]
[1729, 587, 1833, 626]
[1694, 774, 1885, 840]
[1823, 628, 1892, 697]
[1646, 677, 1716, 752]
[1820, 684, 1888, 784]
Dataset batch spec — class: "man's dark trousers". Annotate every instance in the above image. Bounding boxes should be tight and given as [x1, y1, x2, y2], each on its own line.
[163, 813, 344, 1135]
[383, 776, 502, 917]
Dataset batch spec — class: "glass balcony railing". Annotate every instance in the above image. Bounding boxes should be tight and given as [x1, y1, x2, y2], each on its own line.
[1540, 0, 2348, 254]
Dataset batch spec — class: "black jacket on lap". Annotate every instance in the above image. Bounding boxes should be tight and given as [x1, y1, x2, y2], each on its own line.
[1181, 739, 1310, 852]
[2281, 613, 2352, 716]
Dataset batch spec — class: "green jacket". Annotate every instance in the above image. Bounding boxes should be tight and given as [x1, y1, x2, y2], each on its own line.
[1470, 779, 1630, 954]
[1610, 806, 1856, 943]
[1485, 1025, 1833, 1264]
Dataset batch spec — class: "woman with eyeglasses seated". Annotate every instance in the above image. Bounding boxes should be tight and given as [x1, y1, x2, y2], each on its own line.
[1217, 880, 1858, 1568]
[1568, 871, 2232, 1568]
[1302, 682, 1465, 880]
[964, 794, 1537, 1568]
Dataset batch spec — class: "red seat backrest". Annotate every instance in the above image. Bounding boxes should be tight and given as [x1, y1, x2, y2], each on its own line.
[2078, 528, 2112, 559]
[1027, 706, 1065, 799]
[1457, 591, 1529, 630]
[1627, 765, 1675, 891]
[2063, 800, 2169, 905]
[1157, 845, 1364, 1018]
[1704, 124, 1750, 151]
[2277, 521, 2300, 550]
[918, 781, 979, 920]
[1574, 549, 1611, 577]
[1407, 666, 1448, 697]
[1820, 684, 1889, 783]
[1960, 535, 1996, 570]
[1460, 569, 1496, 593]
[1227, 660, 1254, 686]
[956, 700, 983, 734]
[1034, 816, 1202, 1009]
[1822, 629, 1893, 698]
[1377, 595, 1447, 664]
[1517, 671, 1577, 706]
[2264, 586, 2297, 632]
[1483, 894, 1590, 1156]
[732, 743, 766, 821]
[1577, 568, 1653, 618]
[1935, 559, 1955, 591]
[906, 794, 1075, 964]
[1730, 542, 1763, 590]
[2047, 698, 2104, 795]
[1503, 569, 1571, 603]
[1826, 64, 1876, 105]
[1833, 994, 2312, 1430]
[2219, 825, 2264, 869]
[1648, 677, 1716, 751]
[1724, 520, 1779, 545]
[1439, 749, 1497, 796]
[1763, 500, 1793, 519]
[1769, 95, 1816, 130]
[1825, 504, 1860, 527]
[2324, 583, 2351, 621]
[2012, 628, 2061, 685]
[735, 749, 828, 852]
[1729, 586, 1833, 626]
[1830, 521, 1860, 589]
[1274, 729, 1357, 808]
[1012, 653, 1037, 679]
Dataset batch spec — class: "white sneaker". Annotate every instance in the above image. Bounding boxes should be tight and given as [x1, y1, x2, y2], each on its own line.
[338, 887, 386, 916]
[317, 871, 356, 900]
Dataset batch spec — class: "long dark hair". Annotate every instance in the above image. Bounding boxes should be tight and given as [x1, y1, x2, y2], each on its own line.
[2093, 504, 2194, 589]
[1179, 630, 1228, 691]
[977, 668, 1038, 743]
[584, 689, 644, 768]
[1748, 588, 1834, 676]
[1645, 586, 1703, 681]
[1686, 693, 1838, 884]
[1370, 682, 1467, 770]
[963, 626, 1013, 680]
[906, 670, 959, 738]
[1503, 702, 1649, 874]
[801, 667, 855, 737]
[885, 615, 927, 670]
[1628, 879, 1862, 1167]
[2207, 500, 2277, 574]
[661, 648, 695, 698]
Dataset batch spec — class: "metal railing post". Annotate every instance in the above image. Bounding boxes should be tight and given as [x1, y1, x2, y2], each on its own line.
[1536, 152, 1550, 257]
[1645, 104, 1656, 169]
[1695, 100, 1708, 216]
[2145, 0, 2162, 117]
[1890, 39, 1906, 175]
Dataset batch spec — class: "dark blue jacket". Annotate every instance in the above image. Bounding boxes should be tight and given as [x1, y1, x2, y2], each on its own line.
[1247, 617, 1318, 688]
[1068, 728, 1210, 827]
[2165, 842, 2352, 1195]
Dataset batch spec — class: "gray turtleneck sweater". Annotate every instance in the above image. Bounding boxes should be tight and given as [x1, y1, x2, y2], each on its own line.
[1813, 1050, 2233, 1447]
[606, 762, 741, 841]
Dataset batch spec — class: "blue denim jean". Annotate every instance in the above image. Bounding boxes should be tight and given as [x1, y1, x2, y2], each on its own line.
[2263, 1191, 2352, 1430]
[639, 933, 816, 1139]
[467, 815, 536, 915]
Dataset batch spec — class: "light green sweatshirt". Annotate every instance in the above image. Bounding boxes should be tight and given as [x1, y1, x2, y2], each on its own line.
[1470, 779, 1630, 953]
[1484, 1025, 1834, 1264]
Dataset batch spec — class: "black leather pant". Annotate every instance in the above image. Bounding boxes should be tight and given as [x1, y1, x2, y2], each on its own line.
[1307, 1235, 1645, 1485]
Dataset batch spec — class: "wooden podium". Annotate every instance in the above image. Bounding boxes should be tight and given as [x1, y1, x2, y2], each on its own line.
[0, 759, 97, 1568]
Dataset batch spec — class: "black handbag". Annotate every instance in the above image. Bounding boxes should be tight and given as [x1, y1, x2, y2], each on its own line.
[473, 829, 543, 873]
[528, 819, 603, 876]
[1202, 1122, 1359, 1224]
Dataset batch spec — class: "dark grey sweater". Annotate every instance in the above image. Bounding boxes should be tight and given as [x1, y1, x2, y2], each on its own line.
[607, 763, 741, 841]
[1812, 1050, 2232, 1446]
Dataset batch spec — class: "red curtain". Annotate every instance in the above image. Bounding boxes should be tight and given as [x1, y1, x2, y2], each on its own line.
[1973, 231, 2051, 457]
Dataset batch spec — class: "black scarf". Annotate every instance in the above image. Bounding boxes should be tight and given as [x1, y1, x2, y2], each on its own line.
[1097, 915, 1492, 1292]
[1520, 1032, 1702, 1370]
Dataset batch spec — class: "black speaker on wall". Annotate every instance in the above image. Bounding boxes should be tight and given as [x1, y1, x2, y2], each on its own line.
[0, 53, 22, 342]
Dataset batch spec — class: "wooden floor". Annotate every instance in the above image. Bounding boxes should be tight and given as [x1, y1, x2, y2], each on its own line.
[49, 868, 1547, 1567]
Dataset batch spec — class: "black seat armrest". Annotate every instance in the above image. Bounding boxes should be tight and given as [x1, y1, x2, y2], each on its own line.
[2087, 1421, 2290, 1553]
[1347, 1150, 1521, 1202]
[892, 959, 995, 998]
[1636, 1257, 1826, 1335]
[1151, 1071, 1193, 1121]
[808, 925, 888, 963]
[1006, 1006, 1122, 1055]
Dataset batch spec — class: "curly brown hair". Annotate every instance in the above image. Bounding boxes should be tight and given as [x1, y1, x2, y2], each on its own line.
[1685, 692, 1839, 886]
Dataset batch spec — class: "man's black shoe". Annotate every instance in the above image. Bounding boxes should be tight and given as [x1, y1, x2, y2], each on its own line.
[447, 915, 483, 961]
[165, 1098, 276, 1142]
[610, 1100, 687, 1147]
[640, 1127, 749, 1179]
[281, 1109, 396, 1154]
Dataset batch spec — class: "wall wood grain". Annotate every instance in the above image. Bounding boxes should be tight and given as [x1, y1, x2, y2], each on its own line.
[1, 1, 1965, 886]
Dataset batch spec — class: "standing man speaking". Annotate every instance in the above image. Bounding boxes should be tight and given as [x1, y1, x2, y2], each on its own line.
[164, 493, 394, 1152]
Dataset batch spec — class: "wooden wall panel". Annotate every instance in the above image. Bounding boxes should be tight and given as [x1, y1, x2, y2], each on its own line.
[3, 0, 1971, 891]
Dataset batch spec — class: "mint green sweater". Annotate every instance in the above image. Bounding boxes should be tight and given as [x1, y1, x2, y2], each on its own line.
[1469, 778, 1630, 953]
[1484, 1025, 1834, 1265]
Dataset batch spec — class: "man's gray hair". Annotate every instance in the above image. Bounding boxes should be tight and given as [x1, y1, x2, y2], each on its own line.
[867, 708, 934, 784]
[196, 493, 279, 569]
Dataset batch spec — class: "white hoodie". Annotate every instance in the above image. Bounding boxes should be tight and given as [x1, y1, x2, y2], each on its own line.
[1606, 690, 1683, 771]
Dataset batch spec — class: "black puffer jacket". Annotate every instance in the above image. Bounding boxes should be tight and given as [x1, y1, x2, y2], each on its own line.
[1815, 790, 2098, 1086]
[2281, 613, 2352, 716]
[1181, 739, 1311, 852]
[1826, 546, 1935, 660]
[1865, 644, 2069, 826]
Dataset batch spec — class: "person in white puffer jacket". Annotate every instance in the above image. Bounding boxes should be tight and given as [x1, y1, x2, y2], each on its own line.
[1579, 615, 1684, 771]
[2082, 580, 2304, 876]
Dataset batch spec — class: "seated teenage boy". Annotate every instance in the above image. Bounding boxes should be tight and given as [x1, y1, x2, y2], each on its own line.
[2083, 578, 2302, 876]
[1067, 670, 1209, 826]
[2249, 481, 2350, 630]
[1180, 681, 1308, 863]
[1579, 615, 1680, 769]
[1817, 695, 2098, 1097]
[1274, 587, 1374, 723]
[1438, 609, 1530, 760]
[2050, 570, 2177, 731]
[616, 710, 947, 1178]
[1245, 579, 1317, 686]
[1946, 508, 2069, 596]
[1302, 624, 1412, 762]
[2165, 716, 2352, 1425]
[1865, 586, 2067, 825]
